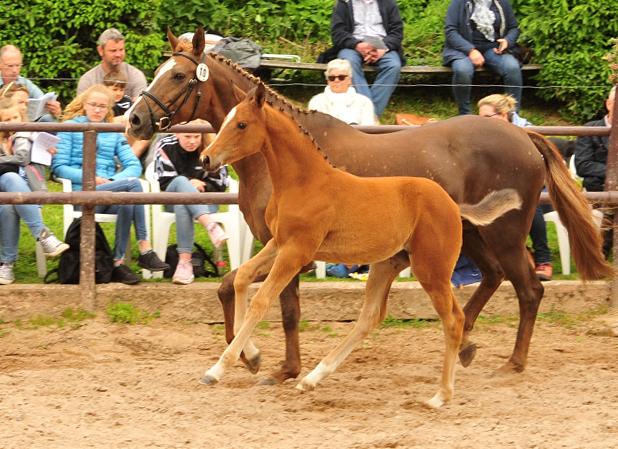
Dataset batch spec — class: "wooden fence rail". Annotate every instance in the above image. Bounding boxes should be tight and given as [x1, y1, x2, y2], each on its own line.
[0, 120, 616, 308]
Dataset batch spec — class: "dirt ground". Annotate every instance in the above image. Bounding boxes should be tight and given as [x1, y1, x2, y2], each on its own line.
[1, 310, 618, 449]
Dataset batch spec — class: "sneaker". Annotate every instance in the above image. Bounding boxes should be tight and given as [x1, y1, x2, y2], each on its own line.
[0, 263, 14, 285]
[535, 262, 553, 281]
[37, 228, 69, 257]
[137, 250, 170, 272]
[173, 260, 195, 285]
[207, 223, 229, 249]
[112, 264, 141, 285]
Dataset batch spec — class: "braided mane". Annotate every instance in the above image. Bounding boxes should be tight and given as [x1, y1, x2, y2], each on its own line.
[207, 53, 332, 164]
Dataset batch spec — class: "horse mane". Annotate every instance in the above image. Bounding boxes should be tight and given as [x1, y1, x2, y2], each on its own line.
[206, 53, 334, 165]
[263, 98, 334, 167]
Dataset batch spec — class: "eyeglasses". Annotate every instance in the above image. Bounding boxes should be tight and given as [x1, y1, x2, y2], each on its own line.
[85, 102, 109, 111]
[3, 64, 23, 70]
[328, 74, 348, 82]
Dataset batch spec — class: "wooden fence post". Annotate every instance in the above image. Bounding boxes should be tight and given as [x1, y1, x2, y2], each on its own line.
[605, 84, 618, 308]
[80, 130, 97, 310]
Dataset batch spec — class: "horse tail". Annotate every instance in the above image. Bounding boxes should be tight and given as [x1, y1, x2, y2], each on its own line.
[525, 130, 615, 280]
[459, 189, 522, 226]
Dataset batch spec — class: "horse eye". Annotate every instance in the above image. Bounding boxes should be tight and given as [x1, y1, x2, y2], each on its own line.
[174, 73, 186, 81]
[238, 122, 247, 130]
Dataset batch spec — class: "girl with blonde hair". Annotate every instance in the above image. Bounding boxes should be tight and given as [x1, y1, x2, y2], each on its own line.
[0, 82, 29, 117]
[478, 93, 533, 127]
[53, 84, 169, 284]
[0, 98, 68, 284]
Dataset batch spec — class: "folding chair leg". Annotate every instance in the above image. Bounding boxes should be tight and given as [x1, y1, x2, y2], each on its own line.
[35, 241, 47, 277]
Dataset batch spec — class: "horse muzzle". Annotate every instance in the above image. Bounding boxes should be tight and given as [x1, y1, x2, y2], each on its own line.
[200, 153, 221, 173]
[126, 110, 156, 141]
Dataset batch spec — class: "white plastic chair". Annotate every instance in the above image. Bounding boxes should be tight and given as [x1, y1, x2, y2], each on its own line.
[543, 208, 604, 276]
[569, 155, 582, 182]
[35, 242, 46, 277]
[57, 177, 152, 278]
[314, 261, 410, 279]
[144, 162, 253, 279]
[543, 211, 571, 275]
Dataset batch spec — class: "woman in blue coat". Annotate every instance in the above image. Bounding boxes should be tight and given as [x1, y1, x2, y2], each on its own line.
[53, 84, 169, 284]
[442, 0, 522, 115]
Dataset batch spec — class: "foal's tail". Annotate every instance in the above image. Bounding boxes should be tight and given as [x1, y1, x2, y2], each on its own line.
[459, 189, 522, 226]
[525, 130, 615, 280]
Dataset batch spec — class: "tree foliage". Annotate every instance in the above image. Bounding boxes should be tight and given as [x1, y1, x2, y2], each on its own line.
[514, 0, 618, 120]
[3, 0, 617, 119]
[0, 0, 164, 104]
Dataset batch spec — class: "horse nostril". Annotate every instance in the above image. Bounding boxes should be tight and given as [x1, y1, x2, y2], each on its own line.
[202, 155, 211, 170]
[130, 114, 141, 127]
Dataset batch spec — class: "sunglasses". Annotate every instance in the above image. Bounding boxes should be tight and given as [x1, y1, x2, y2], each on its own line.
[328, 74, 348, 82]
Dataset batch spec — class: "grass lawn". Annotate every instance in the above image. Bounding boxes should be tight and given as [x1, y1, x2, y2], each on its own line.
[10, 86, 586, 284]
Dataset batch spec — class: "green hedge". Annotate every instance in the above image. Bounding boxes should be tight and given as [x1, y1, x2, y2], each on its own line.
[514, 0, 618, 119]
[2, 0, 617, 120]
[0, 0, 164, 104]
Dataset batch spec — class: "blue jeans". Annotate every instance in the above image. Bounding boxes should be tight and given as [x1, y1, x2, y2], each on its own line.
[0, 172, 46, 263]
[530, 203, 553, 265]
[450, 50, 522, 115]
[94, 178, 148, 261]
[337, 49, 401, 118]
[164, 176, 218, 254]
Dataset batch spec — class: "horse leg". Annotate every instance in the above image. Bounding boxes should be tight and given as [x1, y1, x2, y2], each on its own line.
[477, 223, 544, 375]
[296, 254, 407, 392]
[411, 250, 465, 409]
[492, 244, 544, 375]
[201, 243, 309, 385]
[257, 274, 302, 385]
[457, 228, 505, 367]
[217, 268, 268, 372]
[228, 239, 280, 375]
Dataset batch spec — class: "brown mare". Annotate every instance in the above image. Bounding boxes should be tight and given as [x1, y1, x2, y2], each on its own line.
[199, 84, 523, 407]
[126, 28, 613, 385]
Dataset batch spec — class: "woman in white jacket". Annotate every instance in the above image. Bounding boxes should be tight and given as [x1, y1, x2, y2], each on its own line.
[308, 59, 375, 126]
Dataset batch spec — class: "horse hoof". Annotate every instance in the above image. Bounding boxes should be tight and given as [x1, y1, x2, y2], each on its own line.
[458, 342, 477, 368]
[425, 397, 446, 409]
[256, 376, 279, 386]
[491, 361, 523, 377]
[295, 380, 315, 392]
[199, 374, 219, 386]
[243, 353, 261, 374]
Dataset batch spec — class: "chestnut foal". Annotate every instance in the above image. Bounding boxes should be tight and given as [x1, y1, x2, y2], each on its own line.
[200, 84, 522, 407]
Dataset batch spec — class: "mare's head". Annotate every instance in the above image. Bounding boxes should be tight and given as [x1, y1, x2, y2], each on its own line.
[201, 84, 268, 172]
[125, 27, 211, 140]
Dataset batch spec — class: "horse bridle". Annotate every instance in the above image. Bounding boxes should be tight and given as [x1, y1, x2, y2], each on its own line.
[139, 51, 208, 132]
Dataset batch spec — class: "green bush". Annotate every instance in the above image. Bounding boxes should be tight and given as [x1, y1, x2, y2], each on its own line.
[0, 0, 165, 104]
[4, 0, 617, 120]
[514, 0, 618, 120]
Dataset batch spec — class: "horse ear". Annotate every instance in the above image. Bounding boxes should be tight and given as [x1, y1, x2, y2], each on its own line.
[232, 82, 247, 103]
[192, 26, 206, 56]
[254, 83, 266, 108]
[167, 28, 179, 52]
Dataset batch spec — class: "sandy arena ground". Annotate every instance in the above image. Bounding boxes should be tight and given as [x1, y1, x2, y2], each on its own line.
[1, 310, 618, 449]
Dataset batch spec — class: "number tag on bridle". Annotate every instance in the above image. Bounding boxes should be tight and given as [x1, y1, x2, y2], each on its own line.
[196, 63, 209, 82]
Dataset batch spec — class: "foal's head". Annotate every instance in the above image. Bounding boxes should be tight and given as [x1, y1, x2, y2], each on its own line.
[201, 84, 268, 172]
